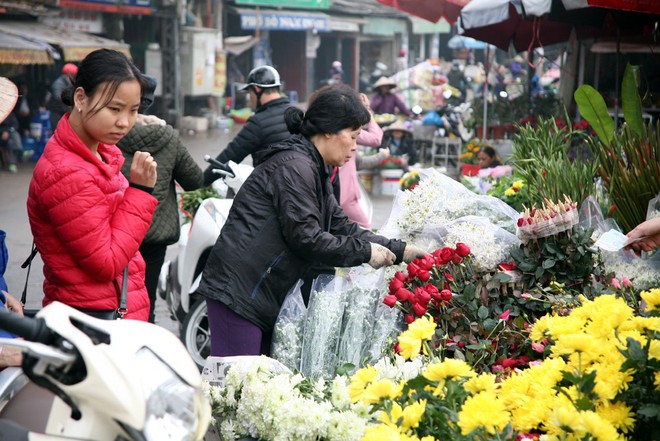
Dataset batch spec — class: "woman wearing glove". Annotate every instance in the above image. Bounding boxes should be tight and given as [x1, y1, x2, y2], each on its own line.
[197, 85, 422, 357]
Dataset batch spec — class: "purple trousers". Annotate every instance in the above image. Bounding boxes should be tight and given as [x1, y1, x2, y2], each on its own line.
[206, 298, 271, 356]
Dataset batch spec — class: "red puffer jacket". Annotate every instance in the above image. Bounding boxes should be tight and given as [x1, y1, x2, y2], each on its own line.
[27, 115, 158, 320]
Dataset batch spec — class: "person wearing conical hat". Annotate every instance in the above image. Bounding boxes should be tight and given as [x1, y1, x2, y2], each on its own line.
[370, 76, 412, 117]
[380, 119, 418, 166]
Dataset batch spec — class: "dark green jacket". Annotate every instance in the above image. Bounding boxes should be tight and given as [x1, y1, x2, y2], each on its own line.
[118, 123, 204, 245]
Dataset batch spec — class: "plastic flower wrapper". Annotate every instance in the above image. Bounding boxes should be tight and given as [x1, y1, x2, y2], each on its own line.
[418, 216, 520, 272]
[300, 274, 348, 379]
[271, 280, 307, 372]
[601, 248, 660, 291]
[336, 266, 384, 370]
[517, 196, 579, 241]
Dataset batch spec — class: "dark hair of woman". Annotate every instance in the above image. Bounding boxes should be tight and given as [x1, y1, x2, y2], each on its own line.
[284, 85, 370, 137]
[480, 145, 497, 158]
[61, 49, 146, 118]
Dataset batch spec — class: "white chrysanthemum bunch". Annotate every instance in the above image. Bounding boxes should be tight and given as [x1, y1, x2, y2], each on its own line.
[444, 221, 512, 271]
[209, 358, 367, 441]
[602, 251, 660, 291]
[371, 354, 424, 382]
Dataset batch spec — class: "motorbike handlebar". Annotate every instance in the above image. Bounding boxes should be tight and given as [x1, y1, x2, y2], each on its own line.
[204, 155, 235, 178]
[0, 308, 54, 344]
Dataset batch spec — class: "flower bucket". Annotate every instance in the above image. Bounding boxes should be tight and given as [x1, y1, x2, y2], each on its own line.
[460, 162, 480, 177]
[380, 169, 404, 196]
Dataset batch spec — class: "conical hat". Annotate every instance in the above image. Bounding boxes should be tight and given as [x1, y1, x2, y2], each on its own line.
[372, 76, 396, 89]
[0, 77, 18, 124]
[384, 120, 411, 133]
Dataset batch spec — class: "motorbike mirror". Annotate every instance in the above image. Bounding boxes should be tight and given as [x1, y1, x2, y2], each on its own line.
[411, 105, 423, 116]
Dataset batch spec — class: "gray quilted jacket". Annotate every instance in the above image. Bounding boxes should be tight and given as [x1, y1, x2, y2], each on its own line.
[118, 123, 204, 245]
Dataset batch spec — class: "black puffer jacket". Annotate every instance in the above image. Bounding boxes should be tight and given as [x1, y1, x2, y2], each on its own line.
[118, 123, 204, 245]
[203, 97, 292, 185]
[197, 134, 406, 331]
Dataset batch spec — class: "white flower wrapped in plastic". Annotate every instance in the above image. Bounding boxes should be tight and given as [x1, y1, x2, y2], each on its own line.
[337, 267, 383, 369]
[300, 275, 348, 379]
[271, 280, 306, 371]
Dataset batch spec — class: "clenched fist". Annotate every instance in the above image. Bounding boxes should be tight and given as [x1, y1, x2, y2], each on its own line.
[130, 151, 157, 188]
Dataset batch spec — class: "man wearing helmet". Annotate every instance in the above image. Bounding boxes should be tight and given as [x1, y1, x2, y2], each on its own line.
[203, 65, 292, 185]
[49, 63, 78, 129]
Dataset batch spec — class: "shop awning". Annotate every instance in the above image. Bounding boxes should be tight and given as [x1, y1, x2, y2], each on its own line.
[223, 35, 260, 56]
[361, 17, 407, 36]
[0, 21, 131, 61]
[0, 32, 56, 65]
[234, 8, 331, 32]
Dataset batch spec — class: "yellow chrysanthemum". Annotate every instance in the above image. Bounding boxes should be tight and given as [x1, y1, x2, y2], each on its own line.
[546, 405, 580, 434]
[594, 362, 633, 400]
[423, 358, 476, 383]
[577, 410, 620, 441]
[512, 180, 524, 189]
[547, 316, 586, 339]
[379, 402, 404, 427]
[407, 316, 437, 340]
[362, 423, 408, 441]
[458, 391, 510, 435]
[401, 399, 427, 430]
[530, 315, 552, 342]
[641, 288, 660, 312]
[597, 401, 635, 433]
[552, 333, 597, 356]
[464, 373, 497, 394]
[504, 188, 516, 197]
[398, 333, 423, 360]
[349, 365, 379, 402]
[363, 378, 403, 404]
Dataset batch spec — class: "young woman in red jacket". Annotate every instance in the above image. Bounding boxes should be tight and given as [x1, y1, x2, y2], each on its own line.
[27, 49, 158, 321]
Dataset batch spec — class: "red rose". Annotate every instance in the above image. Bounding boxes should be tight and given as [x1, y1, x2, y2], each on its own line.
[498, 262, 516, 271]
[407, 262, 420, 277]
[405, 314, 415, 324]
[500, 309, 510, 321]
[425, 284, 439, 296]
[438, 247, 454, 265]
[517, 217, 524, 227]
[417, 269, 431, 282]
[455, 242, 471, 257]
[383, 295, 398, 307]
[413, 303, 427, 316]
[418, 255, 434, 271]
[440, 289, 453, 301]
[414, 287, 431, 305]
[501, 358, 519, 369]
[443, 272, 454, 282]
[394, 342, 401, 354]
[395, 271, 407, 282]
[395, 288, 413, 302]
[389, 277, 404, 293]
[452, 254, 462, 264]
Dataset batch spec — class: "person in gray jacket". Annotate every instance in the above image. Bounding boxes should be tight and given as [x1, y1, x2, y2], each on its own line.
[117, 76, 204, 323]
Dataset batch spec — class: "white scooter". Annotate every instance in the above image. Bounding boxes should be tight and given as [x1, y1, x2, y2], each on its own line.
[0, 301, 211, 440]
[158, 157, 253, 369]
[158, 156, 373, 369]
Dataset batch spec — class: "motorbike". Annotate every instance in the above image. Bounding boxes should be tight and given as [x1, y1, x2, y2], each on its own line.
[158, 157, 253, 369]
[435, 91, 474, 144]
[0, 301, 211, 440]
[159, 156, 374, 369]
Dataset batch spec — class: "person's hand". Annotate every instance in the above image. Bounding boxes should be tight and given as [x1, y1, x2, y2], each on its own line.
[359, 93, 372, 113]
[137, 114, 166, 126]
[625, 217, 660, 253]
[378, 148, 390, 158]
[368, 243, 396, 269]
[2, 291, 24, 317]
[403, 244, 426, 263]
[130, 151, 157, 188]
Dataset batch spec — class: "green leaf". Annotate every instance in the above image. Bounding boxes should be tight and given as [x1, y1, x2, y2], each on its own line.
[637, 404, 660, 419]
[483, 318, 499, 331]
[535, 266, 545, 280]
[477, 306, 489, 320]
[542, 259, 556, 269]
[574, 84, 614, 146]
[622, 64, 643, 137]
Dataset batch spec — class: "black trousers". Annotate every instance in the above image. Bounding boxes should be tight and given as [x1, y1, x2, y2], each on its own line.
[139, 242, 168, 323]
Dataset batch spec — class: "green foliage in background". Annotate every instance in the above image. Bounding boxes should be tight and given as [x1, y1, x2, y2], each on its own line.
[575, 64, 660, 233]
[509, 117, 599, 207]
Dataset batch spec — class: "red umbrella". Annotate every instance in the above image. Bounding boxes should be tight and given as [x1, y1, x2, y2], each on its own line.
[459, 0, 607, 52]
[582, 0, 660, 14]
[377, 0, 471, 24]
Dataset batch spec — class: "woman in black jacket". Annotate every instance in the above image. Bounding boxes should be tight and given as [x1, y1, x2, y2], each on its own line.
[197, 85, 424, 357]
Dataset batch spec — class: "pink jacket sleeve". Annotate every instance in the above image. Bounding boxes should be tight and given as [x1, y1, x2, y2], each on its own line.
[356, 118, 383, 147]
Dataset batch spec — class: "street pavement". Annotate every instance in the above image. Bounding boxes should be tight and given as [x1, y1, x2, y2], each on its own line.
[0, 124, 395, 336]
